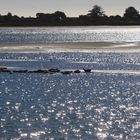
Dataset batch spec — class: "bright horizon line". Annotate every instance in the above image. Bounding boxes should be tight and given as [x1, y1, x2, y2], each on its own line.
[0, 2, 140, 18]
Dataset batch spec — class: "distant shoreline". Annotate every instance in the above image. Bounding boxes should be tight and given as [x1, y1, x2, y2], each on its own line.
[1, 24, 140, 27]
[0, 6, 140, 26]
[0, 25, 140, 27]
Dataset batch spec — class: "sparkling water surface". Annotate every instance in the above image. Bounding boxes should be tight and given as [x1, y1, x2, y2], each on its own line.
[0, 26, 140, 44]
[0, 27, 140, 140]
[0, 52, 140, 140]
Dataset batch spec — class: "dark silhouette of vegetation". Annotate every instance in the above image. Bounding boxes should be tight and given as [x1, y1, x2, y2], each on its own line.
[0, 5, 140, 26]
[88, 5, 105, 17]
[123, 7, 140, 24]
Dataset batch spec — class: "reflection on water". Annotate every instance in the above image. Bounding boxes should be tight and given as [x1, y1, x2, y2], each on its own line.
[0, 52, 140, 140]
[0, 27, 140, 44]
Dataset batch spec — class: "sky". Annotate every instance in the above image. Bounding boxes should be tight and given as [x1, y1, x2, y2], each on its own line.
[0, 0, 140, 17]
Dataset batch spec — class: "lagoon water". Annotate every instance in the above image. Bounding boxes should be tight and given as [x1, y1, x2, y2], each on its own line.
[0, 27, 140, 140]
[0, 26, 140, 53]
[0, 26, 140, 45]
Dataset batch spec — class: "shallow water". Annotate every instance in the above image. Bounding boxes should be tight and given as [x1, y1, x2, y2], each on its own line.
[0, 26, 140, 53]
[0, 52, 140, 140]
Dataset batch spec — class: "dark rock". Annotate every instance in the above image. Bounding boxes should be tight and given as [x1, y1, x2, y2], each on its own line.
[28, 71, 34, 73]
[28, 69, 48, 73]
[13, 70, 28, 73]
[61, 71, 72, 75]
[48, 68, 60, 73]
[83, 69, 91, 73]
[0, 67, 8, 72]
[0, 67, 12, 73]
[74, 70, 81, 73]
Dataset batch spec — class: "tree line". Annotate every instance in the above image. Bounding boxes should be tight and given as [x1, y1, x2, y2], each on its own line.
[0, 5, 140, 26]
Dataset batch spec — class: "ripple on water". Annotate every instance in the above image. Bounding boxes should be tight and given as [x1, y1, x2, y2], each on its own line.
[0, 52, 140, 140]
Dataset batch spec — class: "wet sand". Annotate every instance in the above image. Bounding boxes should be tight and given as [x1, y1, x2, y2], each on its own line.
[0, 42, 140, 53]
